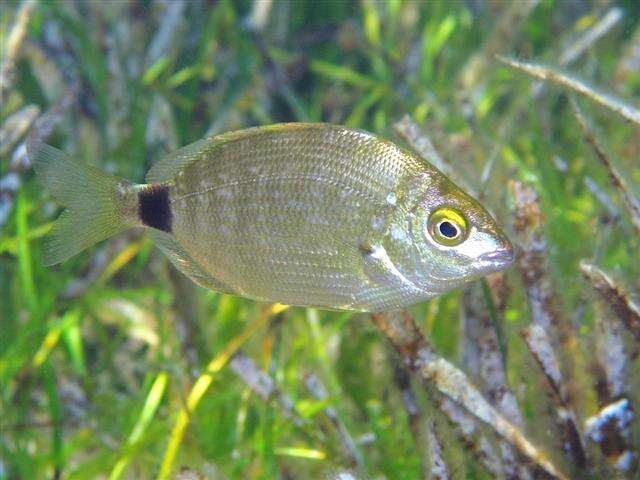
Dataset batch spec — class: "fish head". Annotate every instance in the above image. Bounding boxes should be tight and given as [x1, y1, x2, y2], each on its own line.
[399, 173, 514, 295]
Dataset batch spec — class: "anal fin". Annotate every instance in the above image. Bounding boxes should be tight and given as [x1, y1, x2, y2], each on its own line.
[148, 229, 235, 294]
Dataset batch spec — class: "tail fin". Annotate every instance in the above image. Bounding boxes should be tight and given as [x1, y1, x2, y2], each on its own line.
[28, 140, 133, 266]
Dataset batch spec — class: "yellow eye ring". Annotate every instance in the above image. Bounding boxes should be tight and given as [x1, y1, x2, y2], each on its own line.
[427, 207, 468, 246]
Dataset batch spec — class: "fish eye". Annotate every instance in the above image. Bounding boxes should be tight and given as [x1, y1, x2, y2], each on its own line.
[438, 221, 458, 238]
[427, 207, 468, 246]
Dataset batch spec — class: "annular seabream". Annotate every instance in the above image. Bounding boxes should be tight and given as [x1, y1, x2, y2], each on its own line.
[30, 123, 513, 312]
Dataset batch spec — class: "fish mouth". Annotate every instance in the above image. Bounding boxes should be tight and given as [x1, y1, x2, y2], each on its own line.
[478, 248, 514, 267]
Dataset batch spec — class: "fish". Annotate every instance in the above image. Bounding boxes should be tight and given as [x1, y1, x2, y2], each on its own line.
[28, 123, 514, 312]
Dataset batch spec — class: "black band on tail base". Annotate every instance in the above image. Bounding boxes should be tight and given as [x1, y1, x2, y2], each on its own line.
[139, 184, 172, 232]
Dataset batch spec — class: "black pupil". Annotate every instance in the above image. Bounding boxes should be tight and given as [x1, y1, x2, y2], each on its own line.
[439, 221, 458, 238]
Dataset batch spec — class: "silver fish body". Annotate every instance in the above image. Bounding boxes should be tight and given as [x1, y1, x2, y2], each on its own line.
[30, 123, 514, 312]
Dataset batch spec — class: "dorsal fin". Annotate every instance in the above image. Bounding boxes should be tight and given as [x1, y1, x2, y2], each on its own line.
[145, 124, 334, 183]
[145, 137, 219, 183]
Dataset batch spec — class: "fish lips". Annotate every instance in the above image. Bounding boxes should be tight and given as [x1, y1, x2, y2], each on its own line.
[477, 245, 515, 271]
[478, 248, 514, 265]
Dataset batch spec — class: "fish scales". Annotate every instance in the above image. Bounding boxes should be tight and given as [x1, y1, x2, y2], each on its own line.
[30, 123, 514, 312]
[171, 126, 411, 309]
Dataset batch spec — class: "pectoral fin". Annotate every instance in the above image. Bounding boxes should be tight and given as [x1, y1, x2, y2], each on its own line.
[361, 243, 422, 295]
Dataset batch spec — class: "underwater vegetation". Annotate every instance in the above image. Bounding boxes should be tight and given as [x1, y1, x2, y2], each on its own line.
[1, 1, 639, 479]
